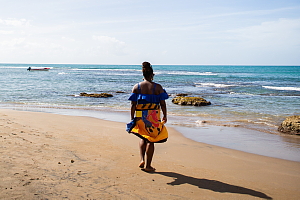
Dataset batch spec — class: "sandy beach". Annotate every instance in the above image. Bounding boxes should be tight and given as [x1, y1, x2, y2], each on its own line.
[1, 109, 299, 199]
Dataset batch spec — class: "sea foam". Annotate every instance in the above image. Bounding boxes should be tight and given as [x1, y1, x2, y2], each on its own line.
[195, 83, 237, 88]
[166, 71, 217, 76]
[263, 86, 300, 91]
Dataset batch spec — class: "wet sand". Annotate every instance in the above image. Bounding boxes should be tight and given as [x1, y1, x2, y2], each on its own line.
[1, 109, 299, 199]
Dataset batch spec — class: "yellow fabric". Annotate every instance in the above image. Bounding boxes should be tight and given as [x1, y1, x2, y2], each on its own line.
[136, 110, 142, 117]
[136, 103, 160, 110]
[131, 103, 168, 143]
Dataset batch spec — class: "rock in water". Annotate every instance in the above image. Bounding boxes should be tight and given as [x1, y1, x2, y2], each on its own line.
[80, 92, 113, 98]
[278, 115, 300, 135]
[176, 93, 188, 97]
[172, 97, 211, 106]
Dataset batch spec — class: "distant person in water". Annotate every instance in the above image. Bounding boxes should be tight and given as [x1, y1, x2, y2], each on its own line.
[128, 61, 169, 172]
[27, 67, 31, 71]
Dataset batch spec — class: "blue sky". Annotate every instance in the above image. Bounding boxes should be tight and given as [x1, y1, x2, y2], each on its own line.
[0, 0, 299, 65]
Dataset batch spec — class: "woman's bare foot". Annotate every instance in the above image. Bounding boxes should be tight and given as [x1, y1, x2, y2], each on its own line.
[143, 166, 156, 172]
[139, 161, 145, 168]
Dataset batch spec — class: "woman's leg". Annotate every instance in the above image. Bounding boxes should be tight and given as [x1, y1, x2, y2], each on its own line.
[145, 142, 155, 171]
[139, 139, 146, 167]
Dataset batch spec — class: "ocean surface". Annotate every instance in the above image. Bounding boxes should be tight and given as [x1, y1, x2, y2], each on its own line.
[1, 63, 300, 161]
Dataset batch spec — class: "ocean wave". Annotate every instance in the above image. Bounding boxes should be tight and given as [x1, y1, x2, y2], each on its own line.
[235, 119, 278, 127]
[166, 71, 217, 76]
[0, 67, 31, 69]
[70, 68, 139, 72]
[262, 86, 300, 91]
[195, 83, 237, 88]
[0, 66, 54, 69]
[228, 92, 258, 96]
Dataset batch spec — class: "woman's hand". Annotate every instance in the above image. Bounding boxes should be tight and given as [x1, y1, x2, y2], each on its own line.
[162, 116, 167, 124]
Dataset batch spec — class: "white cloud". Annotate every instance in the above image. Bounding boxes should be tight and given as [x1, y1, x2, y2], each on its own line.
[0, 18, 30, 27]
[202, 6, 300, 20]
[0, 37, 26, 48]
[62, 36, 75, 42]
[227, 18, 300, 48]
[197, 18, 300, 65]
[92, 35, 127, 56]
[92, 35, 125, 45]
[0, 30, 14, 34]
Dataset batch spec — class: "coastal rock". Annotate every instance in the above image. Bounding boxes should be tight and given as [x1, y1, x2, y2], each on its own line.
[278, 115, 300, 135]
[80, 92, 113, 98]
[176, 93, 188, 97]
[172, 96, 211, 106]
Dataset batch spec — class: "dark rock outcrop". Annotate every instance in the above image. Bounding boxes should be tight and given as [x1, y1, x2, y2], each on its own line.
[176, 93, 188, 97]
[172, 97, 211, 106]
[278, 115, 300, 135]
[80, 92, 113, 98]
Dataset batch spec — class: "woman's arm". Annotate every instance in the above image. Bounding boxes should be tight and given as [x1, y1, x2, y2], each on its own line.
[156, 83, 168, 123]
[160, 100, 167, 123]
[131, 101, 137, 120]
[130, 84, 139, 120]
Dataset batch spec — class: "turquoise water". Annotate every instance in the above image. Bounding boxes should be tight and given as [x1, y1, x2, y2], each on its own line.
[1, 64, 299, 132]
[1, 64, 300, 161]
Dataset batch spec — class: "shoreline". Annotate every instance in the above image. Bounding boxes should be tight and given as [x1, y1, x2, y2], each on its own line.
[1, 108, 300, 199]
[1, 104, 300, 162]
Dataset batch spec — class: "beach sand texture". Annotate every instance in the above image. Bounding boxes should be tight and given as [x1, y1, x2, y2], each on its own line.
[1, 109, 299, 199]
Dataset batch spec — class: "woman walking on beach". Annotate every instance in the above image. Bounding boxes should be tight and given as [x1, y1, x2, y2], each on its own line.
[128, 62, 169, 172]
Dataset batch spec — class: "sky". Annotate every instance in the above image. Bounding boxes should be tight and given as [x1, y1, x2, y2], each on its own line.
[0, 0, 300, 65]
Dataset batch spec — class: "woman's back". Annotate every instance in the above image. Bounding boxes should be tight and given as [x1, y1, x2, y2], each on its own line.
[133, 81, 163, 95]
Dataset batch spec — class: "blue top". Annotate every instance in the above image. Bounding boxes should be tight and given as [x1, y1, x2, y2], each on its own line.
[128, 83, 169, 104]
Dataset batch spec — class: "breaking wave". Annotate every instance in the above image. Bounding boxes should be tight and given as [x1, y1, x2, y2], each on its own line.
[262, 86, 300, 91]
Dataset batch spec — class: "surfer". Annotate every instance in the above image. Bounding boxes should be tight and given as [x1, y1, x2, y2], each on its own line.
[128, 62, 169, 172]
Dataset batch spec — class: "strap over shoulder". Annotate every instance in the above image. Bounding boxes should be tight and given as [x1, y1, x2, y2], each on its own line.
[152, 83, 156, 94]
[137, 83, 141, 94]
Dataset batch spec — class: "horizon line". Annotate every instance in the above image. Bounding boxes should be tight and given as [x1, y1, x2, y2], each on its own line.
[0, 62, 299, 66]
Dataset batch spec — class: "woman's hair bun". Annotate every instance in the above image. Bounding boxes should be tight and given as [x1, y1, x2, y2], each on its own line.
[142, 61, 153, 78]
[142, 61, 152, 69]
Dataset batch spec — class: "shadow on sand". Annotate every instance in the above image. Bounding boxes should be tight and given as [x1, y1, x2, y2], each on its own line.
[155, 172, 272, 199]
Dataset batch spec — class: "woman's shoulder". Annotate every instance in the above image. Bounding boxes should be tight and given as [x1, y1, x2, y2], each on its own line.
[154, 82, 163, 89]
[131, 83, 141, 93]
[153, 82, 164, 94]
